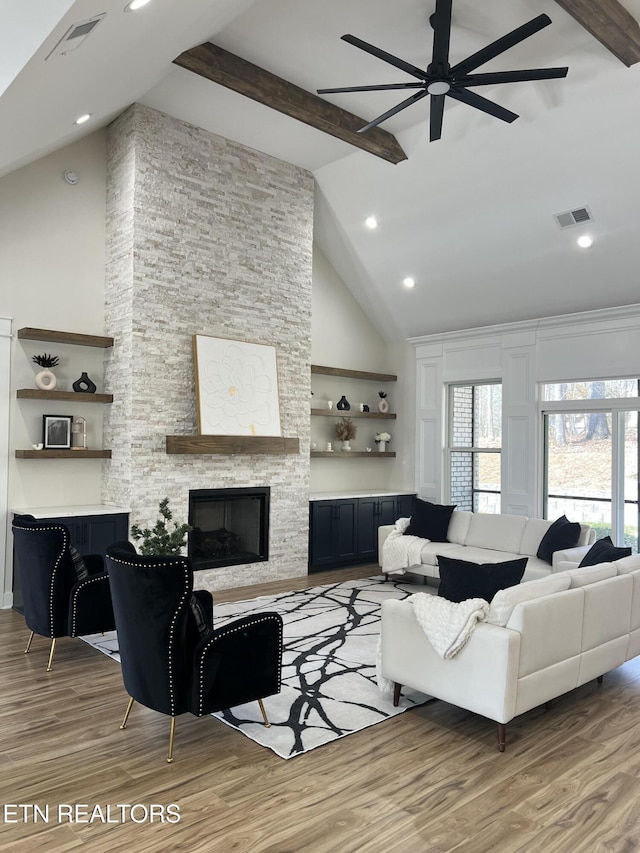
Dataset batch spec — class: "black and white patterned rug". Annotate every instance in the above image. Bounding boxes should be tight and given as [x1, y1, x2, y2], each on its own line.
[83, 575, 431, 759]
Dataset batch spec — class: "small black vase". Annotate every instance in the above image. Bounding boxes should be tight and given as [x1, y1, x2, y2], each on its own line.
[73, 372, 97, 394]
[336, 395, 351, 411]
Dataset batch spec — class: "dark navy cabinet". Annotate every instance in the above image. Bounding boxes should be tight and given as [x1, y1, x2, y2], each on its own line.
[309, 493, 415, 572]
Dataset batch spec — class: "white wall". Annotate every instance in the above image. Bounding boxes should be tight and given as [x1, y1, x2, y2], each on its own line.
[311, 246, 415, 495]
[411, 304, 640, 516]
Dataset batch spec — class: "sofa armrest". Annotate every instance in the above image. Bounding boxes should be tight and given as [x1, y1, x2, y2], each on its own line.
[551, 544, 591, 570]
[381, 599, 521, 724]
[378, 526, 394, 567]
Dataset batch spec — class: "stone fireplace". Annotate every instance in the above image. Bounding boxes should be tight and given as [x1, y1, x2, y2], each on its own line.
[102, 104, 314, 592]
[188, 487, 270, 571]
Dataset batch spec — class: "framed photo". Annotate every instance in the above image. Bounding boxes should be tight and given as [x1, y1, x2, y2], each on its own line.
[42, 415, 73, 449]
[193, 335, 281, 436]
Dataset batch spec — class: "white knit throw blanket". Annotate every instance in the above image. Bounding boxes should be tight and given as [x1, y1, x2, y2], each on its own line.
[377, 593, 490, 693]
[382, 518, 426, 574]
[409, 593, 489, 659]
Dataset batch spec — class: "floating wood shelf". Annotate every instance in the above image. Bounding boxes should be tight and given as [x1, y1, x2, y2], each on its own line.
[18, 327, 113, 348]
[17, 389, 113, 403]
[15, 450, 112, 459]
[311, 451, 396, 458]
[166, 435, 300, 455]
[311, 408, 396, 419]
[311, 365, 396, 382]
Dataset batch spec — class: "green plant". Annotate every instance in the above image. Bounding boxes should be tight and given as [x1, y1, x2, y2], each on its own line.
[335, 417, 357, 441]
[32, 353, 59, 368]
[131, 498, 191, 555]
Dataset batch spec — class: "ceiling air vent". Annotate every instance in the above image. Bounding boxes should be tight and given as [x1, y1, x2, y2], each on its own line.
[45, 13, 106, 60]
[554, 206, 594, 229]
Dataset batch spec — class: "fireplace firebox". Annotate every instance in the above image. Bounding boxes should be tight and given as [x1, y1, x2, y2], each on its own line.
[188, 487, 270, 570]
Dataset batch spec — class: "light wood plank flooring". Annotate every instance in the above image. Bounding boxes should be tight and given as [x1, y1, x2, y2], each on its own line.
[1, 565, 640, 852]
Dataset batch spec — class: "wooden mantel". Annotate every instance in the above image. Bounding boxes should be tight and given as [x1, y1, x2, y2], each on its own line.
[166, 435, 299, 455]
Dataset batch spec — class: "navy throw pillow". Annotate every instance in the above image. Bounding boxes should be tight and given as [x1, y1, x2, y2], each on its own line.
[69, 545, 90, 581]
[536, 515, 581, 565]
[437, 555, 528, 603]
[578, 536, 632, 567]
[405, 499, 456, 542]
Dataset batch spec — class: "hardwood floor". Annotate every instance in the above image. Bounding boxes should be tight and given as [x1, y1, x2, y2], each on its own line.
[2, 564, 640, 852]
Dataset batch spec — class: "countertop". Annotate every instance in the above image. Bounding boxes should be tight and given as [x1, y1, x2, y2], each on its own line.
[12, 504, 130, 518]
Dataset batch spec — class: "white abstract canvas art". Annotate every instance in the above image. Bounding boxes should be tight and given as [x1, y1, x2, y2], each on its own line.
[193, 335, 282, 436]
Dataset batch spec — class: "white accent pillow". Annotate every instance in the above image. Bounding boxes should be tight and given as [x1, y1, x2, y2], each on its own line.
[488, 575, 571, 627]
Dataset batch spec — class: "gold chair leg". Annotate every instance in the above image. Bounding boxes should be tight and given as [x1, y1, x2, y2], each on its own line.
[258, 698, 271, 728]
[167, 717, 176, 764]
[46, 638, 56, 672]
[24, 631, 34, 654]
[120, 697, 135, 730]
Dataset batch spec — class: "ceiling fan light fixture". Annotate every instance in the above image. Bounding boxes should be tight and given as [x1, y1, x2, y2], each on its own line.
[427, 80, 450, 95]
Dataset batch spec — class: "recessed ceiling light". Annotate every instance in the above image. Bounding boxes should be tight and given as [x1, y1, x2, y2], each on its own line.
[365, 216, 378, 230]
[74, 113, 91, 125]
[125, 0, 153, 10]
[403, 277, 416, 288]
[577, 235, 593, 248]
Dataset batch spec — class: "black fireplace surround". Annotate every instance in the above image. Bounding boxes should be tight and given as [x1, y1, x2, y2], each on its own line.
[188, 487, 270, 571]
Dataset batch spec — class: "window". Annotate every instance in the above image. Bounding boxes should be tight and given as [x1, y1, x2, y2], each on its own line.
[448, 383, 502, 513]
[542, 379, 640, 553]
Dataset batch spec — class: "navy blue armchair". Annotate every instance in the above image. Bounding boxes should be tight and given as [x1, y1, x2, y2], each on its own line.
[12, 515, 116, 671]
[105, 544, 283, 763]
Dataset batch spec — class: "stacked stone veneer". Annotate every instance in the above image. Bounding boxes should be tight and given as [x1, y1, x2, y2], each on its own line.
[103, 104, 314, 591]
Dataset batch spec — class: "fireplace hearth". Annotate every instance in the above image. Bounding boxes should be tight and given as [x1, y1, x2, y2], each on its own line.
[188, 487, 270, 571]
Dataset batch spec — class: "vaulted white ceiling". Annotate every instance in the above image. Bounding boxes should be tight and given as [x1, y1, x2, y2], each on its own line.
[2, 0, 640, 340]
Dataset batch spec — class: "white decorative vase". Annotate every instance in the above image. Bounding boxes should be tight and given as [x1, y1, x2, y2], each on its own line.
[378, 398, 389, 413]
[377, 441, 387, 453]
[35, 368, 57, 391]
[341, 440, 351, 451]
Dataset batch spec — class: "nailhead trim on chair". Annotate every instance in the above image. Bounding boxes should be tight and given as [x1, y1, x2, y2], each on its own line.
[69, 574, 110, 636]
[108, 554, 190, 717]
[14, 523, 67, 639]
[195, 614, 283, 716]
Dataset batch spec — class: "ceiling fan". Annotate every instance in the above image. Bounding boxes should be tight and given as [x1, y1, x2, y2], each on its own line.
[317, 0, 568, 141]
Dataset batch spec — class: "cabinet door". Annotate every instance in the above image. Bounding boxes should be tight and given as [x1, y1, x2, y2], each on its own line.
[356, 498, 378, 560]
[310, 502, 336, 568]
[396, 495, 415, 519]
[378, 497, 398, 527]
[84, 513, 129, 557]
[334, 500, 358, 563]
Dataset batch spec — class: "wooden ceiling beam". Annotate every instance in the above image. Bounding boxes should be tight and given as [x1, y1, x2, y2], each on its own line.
[554, 0, 640, 66]
[173, 42, 407, 165]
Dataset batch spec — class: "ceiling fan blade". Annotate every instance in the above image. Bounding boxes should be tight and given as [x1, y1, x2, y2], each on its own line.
[450, 13, 552, 76]
[447, 87, 519, 123]
[317, 82, 425, 94]
[457, 67, 568, 86]
[341, 34, 428, 81]
[358, 89, 430, 133]
[430, 93, 445, 141]
[431, 0, 453, 70]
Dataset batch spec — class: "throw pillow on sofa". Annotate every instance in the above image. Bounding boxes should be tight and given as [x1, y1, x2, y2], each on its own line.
[437, 555, 528, 603]
[578, 536, 632, 567]
[405, 499, 456, 542]
[536, 515, 581, 564]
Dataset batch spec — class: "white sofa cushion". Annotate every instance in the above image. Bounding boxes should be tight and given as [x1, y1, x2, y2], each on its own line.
[465, 513, 527, 554]
[488, 574, 571, 627]
[519, 518, 553, 557]
[447, 510, 473, 545]
[560, 562, 617, 588]
[614, 554, 640, 574]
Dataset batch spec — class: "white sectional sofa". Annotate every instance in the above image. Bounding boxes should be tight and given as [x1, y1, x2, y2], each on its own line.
[378, 510, 596, 582]
[380, 554, 640, 751]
